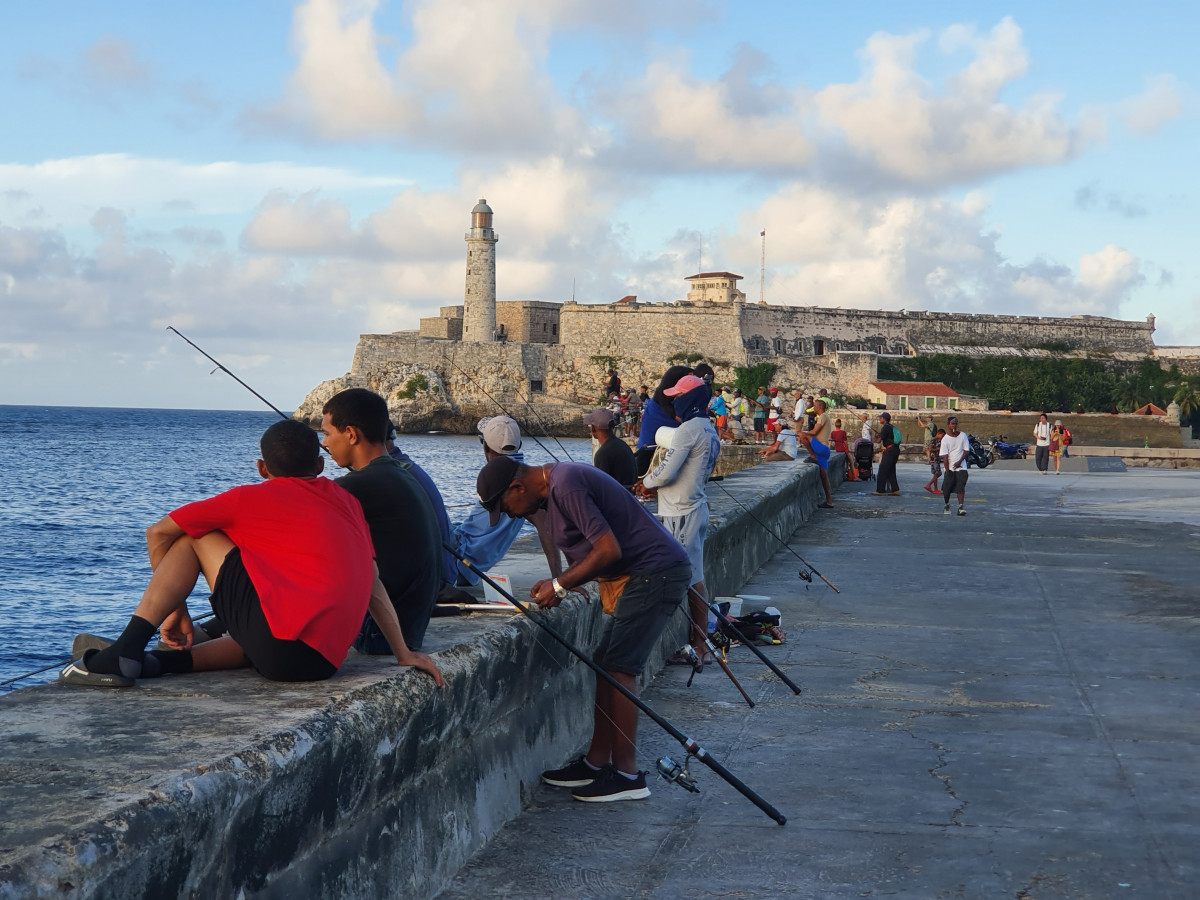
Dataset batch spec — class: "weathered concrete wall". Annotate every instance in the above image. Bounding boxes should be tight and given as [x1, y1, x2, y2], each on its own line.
[0, 460, 840, 900]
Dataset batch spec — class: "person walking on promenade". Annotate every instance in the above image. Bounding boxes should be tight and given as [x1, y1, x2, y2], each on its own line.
[639, 374, 721, 664]
[588, 408, 637, 488]
[940, 416, 970, 516]
[478, 456, 691, 802]
[925, 428, 945, 495]
[1033, 413, 1052, 474]
[1050, 420, 1066, 474]
[873, 412, 902, 495]
[798, 397, 835, 508]
[752, 387, 769, 443]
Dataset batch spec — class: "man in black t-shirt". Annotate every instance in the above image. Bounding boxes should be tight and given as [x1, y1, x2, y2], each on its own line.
[322, 389, 441, 651]
[587, 408, 637, 488]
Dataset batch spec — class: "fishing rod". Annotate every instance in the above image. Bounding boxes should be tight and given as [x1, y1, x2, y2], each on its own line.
[707, 477, 839, 593]
[167, 326, 289, 419]
[689, 585, 802, 696]
[672, 601, 755, 708]
[450, 547, 785, 824]
[438, 345, 575, 463]
[0, 611, 217, 689]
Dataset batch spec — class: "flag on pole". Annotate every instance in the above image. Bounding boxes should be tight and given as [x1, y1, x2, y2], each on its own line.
[760, 230, 766, 237]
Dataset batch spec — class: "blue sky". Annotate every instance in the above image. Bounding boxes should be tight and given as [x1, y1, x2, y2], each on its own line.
[1, 1, 1195, 409]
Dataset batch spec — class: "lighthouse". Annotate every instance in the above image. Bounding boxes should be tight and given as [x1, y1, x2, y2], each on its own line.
[462, 198, 498, 342]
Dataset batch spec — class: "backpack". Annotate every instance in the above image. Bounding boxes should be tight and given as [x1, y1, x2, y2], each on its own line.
[888, 424, 901, 446]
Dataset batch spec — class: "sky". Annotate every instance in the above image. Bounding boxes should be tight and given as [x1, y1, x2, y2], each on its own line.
[1, 0, 1196, 410]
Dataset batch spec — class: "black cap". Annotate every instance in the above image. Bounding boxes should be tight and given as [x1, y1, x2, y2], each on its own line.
[879, 411, 891, 421]
[476, 455, 521, 526]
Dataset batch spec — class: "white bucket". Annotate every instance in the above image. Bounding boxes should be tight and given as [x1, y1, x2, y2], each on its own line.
[715, 596, 742, 618]
[482, 572, 513, 606]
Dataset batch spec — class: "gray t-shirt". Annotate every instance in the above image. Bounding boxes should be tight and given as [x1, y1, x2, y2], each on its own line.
[642, 417, 720, 517]
[544, 463, 688, 577]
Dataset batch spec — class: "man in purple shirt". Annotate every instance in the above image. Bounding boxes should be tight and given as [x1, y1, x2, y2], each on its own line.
[476, 456, 691, 803]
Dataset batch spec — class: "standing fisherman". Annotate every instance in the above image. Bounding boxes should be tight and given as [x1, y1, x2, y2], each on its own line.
[477, 456, 691, 801]
[637, 374, 720, 664]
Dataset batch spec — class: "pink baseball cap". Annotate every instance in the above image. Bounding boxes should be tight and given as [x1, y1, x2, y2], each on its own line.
[663, 374, 707, 396]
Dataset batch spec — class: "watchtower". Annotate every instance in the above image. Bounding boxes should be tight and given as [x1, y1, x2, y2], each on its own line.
[463, 199, 498, 342]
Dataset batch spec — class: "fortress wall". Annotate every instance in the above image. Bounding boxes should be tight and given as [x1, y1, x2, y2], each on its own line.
[904, 311, 1155, 353]
[495, 301, 561, 344]
[740, 306, 909, 355]
[1155, 347, 1200, 375]
[559, 303, 748, 369]
[738, 305, 1154, 355]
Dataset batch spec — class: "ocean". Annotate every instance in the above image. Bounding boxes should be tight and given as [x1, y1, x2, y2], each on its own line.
[0, 405, 590, 690]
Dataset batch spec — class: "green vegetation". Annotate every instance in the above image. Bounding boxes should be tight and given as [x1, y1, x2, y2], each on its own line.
[590, 354, 623, 372]
[394, 373, 430, 400]
[880, 354, 1200, 429]
[732, 362, 777, 396]
[666, 351, 706, 364]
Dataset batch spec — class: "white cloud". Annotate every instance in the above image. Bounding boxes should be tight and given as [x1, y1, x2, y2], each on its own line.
[722, 182, 1142, 319]
[0, 154, 408, 226]
[600, 51, 814, 172]
[1121, 74, 1184, 135]
[815, 18, 1089, 185]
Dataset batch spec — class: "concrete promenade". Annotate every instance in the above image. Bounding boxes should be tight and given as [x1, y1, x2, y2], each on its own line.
[437, 463, 1200, 899]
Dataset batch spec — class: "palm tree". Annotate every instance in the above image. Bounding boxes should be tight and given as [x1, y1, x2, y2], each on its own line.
[1175, 382, 1200, 418]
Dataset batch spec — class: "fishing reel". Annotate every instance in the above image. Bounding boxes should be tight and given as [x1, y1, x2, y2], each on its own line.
[798, 567, 813, 587]
[656, 755, 700, 793]
[674, 644, 703, 687]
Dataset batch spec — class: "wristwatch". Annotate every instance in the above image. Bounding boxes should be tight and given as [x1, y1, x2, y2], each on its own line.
[551, 578, 568, 600]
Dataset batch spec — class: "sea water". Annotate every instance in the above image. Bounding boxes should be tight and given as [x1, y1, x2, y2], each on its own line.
[0, 405, 589, 690]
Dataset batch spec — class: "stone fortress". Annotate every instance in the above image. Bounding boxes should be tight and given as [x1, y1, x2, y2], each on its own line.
[296, 201, 1200, 434]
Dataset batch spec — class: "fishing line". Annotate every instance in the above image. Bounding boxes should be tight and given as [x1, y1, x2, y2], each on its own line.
[438, 345, 572, 463]
[0, 610, 217, 689]
[707, 476, 840, 593]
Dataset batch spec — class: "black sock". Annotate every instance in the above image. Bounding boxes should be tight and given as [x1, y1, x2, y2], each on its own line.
[144, 649, 193, 677]
[86, 615, 156, 677]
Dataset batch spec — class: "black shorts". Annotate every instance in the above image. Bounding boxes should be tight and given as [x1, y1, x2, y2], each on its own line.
[942, 470, 969, 495]
[209, 547, 336, 682]
[592, 562, 691, 677]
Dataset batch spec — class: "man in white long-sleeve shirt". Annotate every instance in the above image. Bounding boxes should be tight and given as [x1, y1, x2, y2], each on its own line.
[637, 374, 721, 660]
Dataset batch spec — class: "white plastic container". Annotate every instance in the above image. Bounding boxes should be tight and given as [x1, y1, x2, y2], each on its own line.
[482, 572, 513, 606]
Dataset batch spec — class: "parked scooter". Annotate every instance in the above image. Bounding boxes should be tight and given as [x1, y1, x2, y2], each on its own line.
[989, 434, 1029, 460]
[964, 434, 993, 468]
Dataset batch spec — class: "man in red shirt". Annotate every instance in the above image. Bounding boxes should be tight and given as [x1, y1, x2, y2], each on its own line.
[60, 419, 443, 688]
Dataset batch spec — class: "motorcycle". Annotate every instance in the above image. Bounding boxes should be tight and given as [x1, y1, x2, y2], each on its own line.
[964, 434, 993, 468]
[989, 434, 1029, 460]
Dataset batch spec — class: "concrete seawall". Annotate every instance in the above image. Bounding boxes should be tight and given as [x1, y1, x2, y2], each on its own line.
[0, 455, 842, 899]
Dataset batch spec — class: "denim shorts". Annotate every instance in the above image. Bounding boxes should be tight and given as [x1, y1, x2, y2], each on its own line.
[593, 561, 691, 676]
[660, 507, 709, 586]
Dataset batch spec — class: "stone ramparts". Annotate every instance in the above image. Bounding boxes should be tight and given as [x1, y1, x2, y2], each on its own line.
[0, 458, 841, 900]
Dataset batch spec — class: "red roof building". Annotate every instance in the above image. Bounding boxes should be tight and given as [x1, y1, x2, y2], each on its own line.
[869, 381, 964, 411]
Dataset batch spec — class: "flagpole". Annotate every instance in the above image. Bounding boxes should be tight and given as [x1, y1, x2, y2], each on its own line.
[759, 229, 766, 304]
